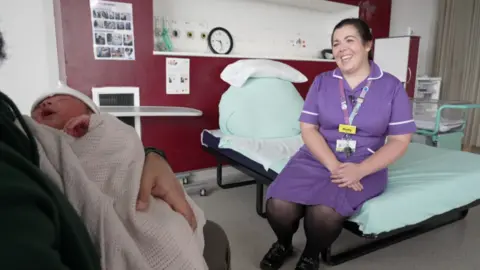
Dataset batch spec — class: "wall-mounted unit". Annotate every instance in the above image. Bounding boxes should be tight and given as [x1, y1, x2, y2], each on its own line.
[91, 87, 141, 137]
[414, 77, 442, 100]
[374, 36, 421, 97]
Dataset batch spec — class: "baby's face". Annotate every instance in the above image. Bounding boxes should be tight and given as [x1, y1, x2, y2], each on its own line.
[32, 94, 90, 129]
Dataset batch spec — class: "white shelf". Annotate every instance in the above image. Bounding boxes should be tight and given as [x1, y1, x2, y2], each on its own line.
[254, 0, 357, 13]
[99, 106, 203, 117]
[153, 51, 335, 63]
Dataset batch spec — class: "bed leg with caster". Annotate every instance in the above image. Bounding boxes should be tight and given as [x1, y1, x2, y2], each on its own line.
[176, 172, 192, 185]
[256, 183, 266, 218]
[215, 160, 256, 189]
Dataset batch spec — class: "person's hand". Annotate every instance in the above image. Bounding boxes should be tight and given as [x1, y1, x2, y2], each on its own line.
[330, 162, 366, 189]
[164, 195, 197, 231]
[136, 153, 197, 231]
[64, 114, 90, 138]
[328, 161, 363, 191]
[347, 182, 364, 192]
[330, 162, 363, 191]
[327, 160, 342, 174]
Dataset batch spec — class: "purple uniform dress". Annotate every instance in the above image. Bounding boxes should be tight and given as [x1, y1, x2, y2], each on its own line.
[265, 61, 417, 217]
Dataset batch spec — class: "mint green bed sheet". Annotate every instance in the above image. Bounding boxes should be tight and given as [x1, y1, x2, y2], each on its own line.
[348, 143, 480, 234]
[232, 141, 480, 235]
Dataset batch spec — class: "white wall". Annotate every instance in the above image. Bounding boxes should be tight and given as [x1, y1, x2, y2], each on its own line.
[153, 0, 358, 59]
[0, 0, 439, 115]
[0, 0, 60, 114]
[389, 0, 439, 77]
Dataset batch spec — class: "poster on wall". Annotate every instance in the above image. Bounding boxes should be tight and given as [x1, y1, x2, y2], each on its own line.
[90, 0, 135, 61]
[166, 58, 190, 95]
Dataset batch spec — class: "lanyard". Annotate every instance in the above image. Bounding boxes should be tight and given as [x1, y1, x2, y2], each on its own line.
[339, 80, 372, 125]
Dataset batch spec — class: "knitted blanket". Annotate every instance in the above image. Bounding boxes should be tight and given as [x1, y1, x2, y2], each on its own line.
[21, 114, 208, 270]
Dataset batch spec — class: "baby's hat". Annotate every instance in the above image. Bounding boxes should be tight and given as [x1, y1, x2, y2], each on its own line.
[31, 82, 100, 114]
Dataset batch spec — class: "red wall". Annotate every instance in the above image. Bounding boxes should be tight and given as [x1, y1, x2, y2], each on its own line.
[406, 36, 421, 97]
[56, 0, 391, 173]
[329, 0, 392, 38]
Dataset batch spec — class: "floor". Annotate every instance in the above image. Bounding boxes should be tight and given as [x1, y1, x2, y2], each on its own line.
[192, 183, 480, 270]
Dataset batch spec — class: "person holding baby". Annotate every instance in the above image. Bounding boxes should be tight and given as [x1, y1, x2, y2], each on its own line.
[0, 29, 230, 270]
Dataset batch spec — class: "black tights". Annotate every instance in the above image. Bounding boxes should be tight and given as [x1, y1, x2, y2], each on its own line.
[266, 198, 346, 259]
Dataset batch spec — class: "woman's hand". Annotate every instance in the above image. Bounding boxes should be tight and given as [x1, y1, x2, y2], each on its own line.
[347, 182, 364, 192]
[136, 152, 197, 231]
[330, 163, 366, 189]
[301, 122, 343, 174]
[328, 162, 363, 191]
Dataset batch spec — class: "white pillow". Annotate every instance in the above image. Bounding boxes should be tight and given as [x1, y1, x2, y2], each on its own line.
[220, 59, 308, 87]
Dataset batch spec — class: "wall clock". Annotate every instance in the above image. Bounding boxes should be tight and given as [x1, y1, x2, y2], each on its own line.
[207, 27, 233, 55]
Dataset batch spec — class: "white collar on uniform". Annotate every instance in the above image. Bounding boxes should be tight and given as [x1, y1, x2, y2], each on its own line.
[332, 60, 384, 81]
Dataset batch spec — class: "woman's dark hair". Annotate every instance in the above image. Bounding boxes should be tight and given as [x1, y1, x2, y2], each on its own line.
[331, 18, 374, 60]
[0, 31, 6, 62]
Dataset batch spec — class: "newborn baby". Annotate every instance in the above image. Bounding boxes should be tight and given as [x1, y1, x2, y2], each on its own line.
[25, 84, 208, 270]
[31, 93, 94, 138]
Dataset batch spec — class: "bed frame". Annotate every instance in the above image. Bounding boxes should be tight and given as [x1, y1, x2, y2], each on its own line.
[202, 144, 480, 266]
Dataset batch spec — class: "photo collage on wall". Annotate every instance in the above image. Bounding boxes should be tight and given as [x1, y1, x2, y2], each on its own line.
[90, 0, 135, 60]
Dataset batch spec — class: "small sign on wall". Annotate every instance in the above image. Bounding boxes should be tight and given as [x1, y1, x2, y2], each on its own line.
[90, 0, 135, 61]
[166, 58, 190, 95]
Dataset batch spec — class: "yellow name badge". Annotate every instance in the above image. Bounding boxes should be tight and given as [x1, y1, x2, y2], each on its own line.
[338, 124, 357, 135]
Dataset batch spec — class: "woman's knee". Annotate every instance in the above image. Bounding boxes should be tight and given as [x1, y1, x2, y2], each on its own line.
[266, 198, 304, 221]
[266, 198, 291, 214]
[305, 204, 346, 223]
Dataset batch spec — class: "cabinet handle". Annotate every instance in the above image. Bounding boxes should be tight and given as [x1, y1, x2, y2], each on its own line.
[406, 67, 412, 83]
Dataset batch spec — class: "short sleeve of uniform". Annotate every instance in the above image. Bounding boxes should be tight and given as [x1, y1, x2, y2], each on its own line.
[299, 75, 321, 125]
[386, 82, 417, 135]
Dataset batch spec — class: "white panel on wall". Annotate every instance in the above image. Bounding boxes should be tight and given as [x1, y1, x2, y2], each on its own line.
[254, 0, 359, 13]
[0, 0, 60, 114]
[153, 0, 358, 59]
[374, 37, 410, 82]
[389, 0, 438, 76]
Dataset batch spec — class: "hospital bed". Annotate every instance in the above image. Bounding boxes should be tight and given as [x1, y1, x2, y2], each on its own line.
[200, 129, 480, 266]
[412, 99, 480, 150]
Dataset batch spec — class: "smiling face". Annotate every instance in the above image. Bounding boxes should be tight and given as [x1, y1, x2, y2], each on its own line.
[332, 24, 372, 75]
[32, 95, 91, 130]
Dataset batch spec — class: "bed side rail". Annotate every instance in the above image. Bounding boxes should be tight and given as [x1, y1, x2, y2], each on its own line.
[413, 99, 480, 136]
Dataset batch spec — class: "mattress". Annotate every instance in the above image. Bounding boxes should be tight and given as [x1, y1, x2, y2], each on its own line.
[414, 118, 464, 132]
[201, 129, 302, 173]
[201, 129, 279, 180]
[201, 129, 480, 235]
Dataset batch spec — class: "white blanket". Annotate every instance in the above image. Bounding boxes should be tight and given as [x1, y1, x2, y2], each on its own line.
[22, 113, 208, 270]
[211, 130, 304, 171]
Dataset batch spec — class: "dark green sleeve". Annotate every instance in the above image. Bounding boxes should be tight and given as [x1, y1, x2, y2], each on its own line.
[144, 147, 167, 160]
[0, 163, 69, 270]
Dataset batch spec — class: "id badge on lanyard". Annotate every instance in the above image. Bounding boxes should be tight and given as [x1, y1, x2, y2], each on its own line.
[336, 80, 372, 157]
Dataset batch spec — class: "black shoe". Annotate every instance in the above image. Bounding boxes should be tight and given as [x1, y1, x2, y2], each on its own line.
[259, 242, 293, 270]
[295, 255, 320, 270]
